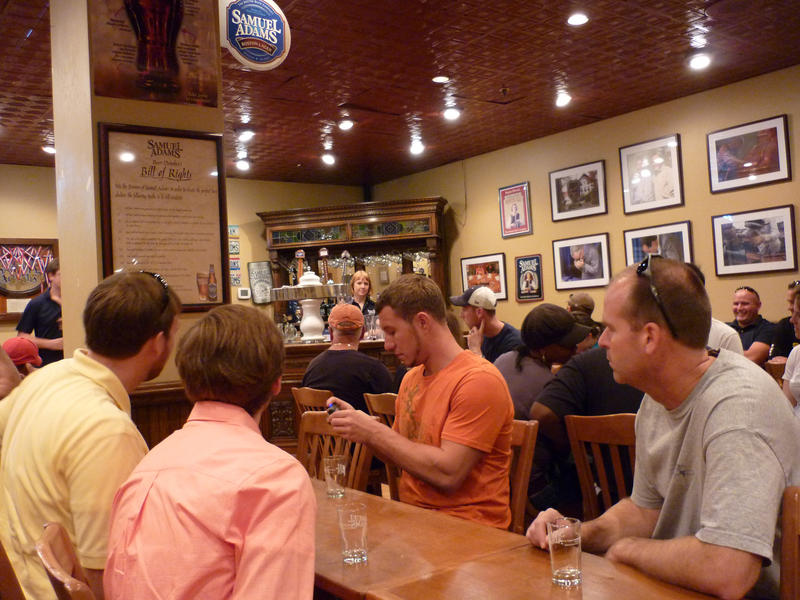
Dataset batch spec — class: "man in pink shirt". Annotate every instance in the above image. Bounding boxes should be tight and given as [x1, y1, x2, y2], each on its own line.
[105, 305, 316, 600]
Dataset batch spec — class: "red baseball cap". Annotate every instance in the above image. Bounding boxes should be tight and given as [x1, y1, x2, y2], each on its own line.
[328, 303, 364, 331]
[2, 337, 43, 367]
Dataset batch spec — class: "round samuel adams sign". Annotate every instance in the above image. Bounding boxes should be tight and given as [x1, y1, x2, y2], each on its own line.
[224, 0, 290, 71]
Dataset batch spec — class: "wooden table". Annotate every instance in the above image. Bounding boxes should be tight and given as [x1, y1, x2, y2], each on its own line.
[363, 545, 713, 600]
[313, 481, 712, 600]
[313, 481, 528, 600]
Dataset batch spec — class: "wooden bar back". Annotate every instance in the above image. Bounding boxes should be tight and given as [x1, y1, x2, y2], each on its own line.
[565, 413, 636, 520]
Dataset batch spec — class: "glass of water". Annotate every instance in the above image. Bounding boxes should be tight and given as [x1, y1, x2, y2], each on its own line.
[546, 517, 581, 586]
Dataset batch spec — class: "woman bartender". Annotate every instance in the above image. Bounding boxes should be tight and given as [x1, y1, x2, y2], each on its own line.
[350, 270, 375, 314]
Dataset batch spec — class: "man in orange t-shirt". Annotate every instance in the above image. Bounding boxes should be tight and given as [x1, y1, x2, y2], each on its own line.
[329, 274, 514, 528]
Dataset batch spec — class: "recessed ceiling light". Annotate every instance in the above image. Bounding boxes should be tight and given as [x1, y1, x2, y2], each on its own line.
[238, 129, 255, 142]
[567, 13, 588, 26]
[432, 75, 450, 84]
[119, 152, 135, 162]
[555, 91, 572, 107]
[210, 170, 218, 177]
[338, 119, 354, 131]
[410, 140, 425, 155]
[689, 52, 711, 70]
[443, 107, 461, 121]
[237, 150, 248, 159]
[42, 145, 56, 154]
[236, 160, 250, 171]
[322, 153, 335, 165]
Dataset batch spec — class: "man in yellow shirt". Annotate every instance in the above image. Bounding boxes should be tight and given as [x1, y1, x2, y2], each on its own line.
[0, 271, 180, 600]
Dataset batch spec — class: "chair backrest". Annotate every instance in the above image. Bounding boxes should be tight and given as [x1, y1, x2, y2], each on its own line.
[509, 419, 538, 534]
[782, 486, 800, 600]
[35, 522, 96, 600]
[364, 392, 397, 427]
[565, 413, 637, 521]
[291, 386, 332, 413]
[0, 538, 25, 600]
[297, 411, 374, 492]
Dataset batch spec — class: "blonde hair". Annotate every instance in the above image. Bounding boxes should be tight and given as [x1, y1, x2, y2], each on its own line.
[350, 270, 371, 295]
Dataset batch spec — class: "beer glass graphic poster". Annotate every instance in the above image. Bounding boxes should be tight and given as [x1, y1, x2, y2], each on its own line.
[99, 124, 230, 309]
[90, 0, 219, 106]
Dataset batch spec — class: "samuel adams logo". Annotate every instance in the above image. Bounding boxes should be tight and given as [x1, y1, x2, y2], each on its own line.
[225, 0, 291, 71]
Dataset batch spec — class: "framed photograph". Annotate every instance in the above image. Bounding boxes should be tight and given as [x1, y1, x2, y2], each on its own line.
[619, 134, 683, 214]
[514, 254, 543, 302]
[552, 233, 610, 290]
[98, 123, 229, 311]
[460, 253, 508, 301]
[0, 238, 59, 323]
[549, 160, 607, 221]
[499, 182, 532, 238]
[711, 205, 796, 275]
[623, 221, 693, 266]
[707, 115, 791, 193]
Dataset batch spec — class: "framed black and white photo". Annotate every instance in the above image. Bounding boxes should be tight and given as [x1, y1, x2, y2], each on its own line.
[549, 160, 607, 221]
[552, 233, 610, 290]
[711, 205, 796, 275]
[707, 115, 791, 193]
[499, 182, 532, 238]
[623, 221, 692, 266]
[460, 252, 507, 300]
[619, 134, 683, 214]
[514, 254, 543, 302]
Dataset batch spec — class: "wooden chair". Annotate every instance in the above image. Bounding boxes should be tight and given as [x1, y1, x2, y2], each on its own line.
[364, 392, 400, 500]
[291, 386, 332, 413]
[509, 419, 538, 534]
[35, 522, 96, 600]
[565, 413, 637, 521]
[297, 411, 374, 492]
[0, 538, 25, 600]
[782, 486, 800, 600]
[364, 392, 397, 427]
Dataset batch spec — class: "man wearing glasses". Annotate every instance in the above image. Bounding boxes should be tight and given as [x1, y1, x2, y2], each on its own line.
[728, 285, 775, 366]
[0, 271, 180, 600]
[528, 257, 799, 599]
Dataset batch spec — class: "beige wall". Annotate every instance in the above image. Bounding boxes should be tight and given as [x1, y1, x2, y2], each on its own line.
[374, 65, 800, 331]
[0, 166, 360, 380]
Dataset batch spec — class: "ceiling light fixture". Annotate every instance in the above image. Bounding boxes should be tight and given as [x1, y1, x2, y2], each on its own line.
[238, 129, 255, 142]
[338, 119, 354, 131]
[322, 153, 335, 165]
[237, 150, 248, 159]
[689, 52, 711, 70]
[555, 91, 572, 107]
[42, 145, 56, 154]
[410, 140, 425, 155]
[236, 159, 250, 171]
[432, 75, 450, 84]
[119, 152, 135, 162]
[443, 107, 461, 121]
[567, 13, 588, 26]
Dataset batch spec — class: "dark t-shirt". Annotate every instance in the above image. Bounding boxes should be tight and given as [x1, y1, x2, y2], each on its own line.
[302, 349, 393, 413]
[350, 297, 376, 315]
[770, 316, 799, 358]
[727, 315, 776, 351]
[481, 322, 522, 364]
[16, 289, 63, 366]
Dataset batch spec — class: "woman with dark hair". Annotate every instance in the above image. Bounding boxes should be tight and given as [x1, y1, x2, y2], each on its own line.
[494, 304, 590, 420]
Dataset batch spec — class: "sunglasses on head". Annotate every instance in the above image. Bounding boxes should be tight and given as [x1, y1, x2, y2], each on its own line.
[636, 254, 678, 339]
[141, 271, 170, 313]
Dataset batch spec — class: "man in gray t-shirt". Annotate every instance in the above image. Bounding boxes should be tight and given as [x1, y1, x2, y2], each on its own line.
[527, 257, 800, 599]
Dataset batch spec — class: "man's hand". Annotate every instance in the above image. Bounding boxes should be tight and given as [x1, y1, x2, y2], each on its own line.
[466, 320, 484, 356]
[327, 397, 384, 443]
[526, 507, 565, 549]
